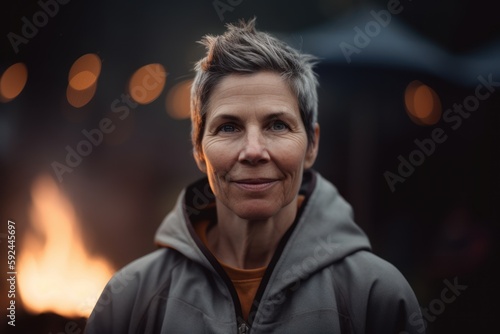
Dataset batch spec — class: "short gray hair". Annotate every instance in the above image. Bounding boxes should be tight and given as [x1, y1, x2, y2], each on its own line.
[191, 18, 319, 157]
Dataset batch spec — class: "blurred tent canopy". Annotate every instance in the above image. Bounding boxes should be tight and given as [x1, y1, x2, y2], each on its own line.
[289, 7, 500, 87]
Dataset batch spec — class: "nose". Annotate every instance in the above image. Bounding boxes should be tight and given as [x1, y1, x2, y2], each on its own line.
[238, 127, 270, 165]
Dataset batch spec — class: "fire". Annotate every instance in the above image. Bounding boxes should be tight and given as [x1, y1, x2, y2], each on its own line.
[18, 175, 115, 318]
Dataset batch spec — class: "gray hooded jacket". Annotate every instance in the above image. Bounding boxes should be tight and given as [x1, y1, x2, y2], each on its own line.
[85, 170, 424, 333]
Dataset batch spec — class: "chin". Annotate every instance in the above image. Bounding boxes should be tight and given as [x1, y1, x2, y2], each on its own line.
[233, 201, 279, 221]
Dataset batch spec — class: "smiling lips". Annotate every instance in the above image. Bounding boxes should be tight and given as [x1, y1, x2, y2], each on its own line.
[232, 178, 279, 191]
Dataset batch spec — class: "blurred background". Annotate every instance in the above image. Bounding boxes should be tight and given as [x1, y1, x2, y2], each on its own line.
[1, 0, 499, 333]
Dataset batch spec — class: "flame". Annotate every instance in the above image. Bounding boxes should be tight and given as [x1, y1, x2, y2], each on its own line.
[18, 175, 115, 318]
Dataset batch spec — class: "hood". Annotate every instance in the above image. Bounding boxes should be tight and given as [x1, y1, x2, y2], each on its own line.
[154, 170, 371, 291]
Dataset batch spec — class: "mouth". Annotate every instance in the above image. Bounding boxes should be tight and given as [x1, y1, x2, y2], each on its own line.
[232, 178, 279, 191]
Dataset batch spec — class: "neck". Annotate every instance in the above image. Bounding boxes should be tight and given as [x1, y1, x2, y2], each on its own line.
[208, 197, 298, 269]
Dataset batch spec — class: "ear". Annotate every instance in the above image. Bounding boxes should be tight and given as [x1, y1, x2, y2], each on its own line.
[193, 148, 207, 174]
[304, 123, 320, 169]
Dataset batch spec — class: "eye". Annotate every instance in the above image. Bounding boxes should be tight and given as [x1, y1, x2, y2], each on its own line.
[218, 124, 237, 133]
[270, 120, 289, 131]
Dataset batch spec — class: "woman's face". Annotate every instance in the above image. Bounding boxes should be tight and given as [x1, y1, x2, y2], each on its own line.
[196, 71, 319, 221]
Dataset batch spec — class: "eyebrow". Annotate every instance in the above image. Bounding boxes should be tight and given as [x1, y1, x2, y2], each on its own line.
[208, 111, 289, 124]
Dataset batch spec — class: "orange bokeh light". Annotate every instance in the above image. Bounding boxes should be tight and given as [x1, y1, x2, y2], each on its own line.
[67, 53, 102, 108]
[66, 82, 98, 108]
[70, 71, 98, 91]
[129, 63, 167, 104]
[404, 80, 442, 125]
[0, 63, 28, 102]
[68, 54, 101, 90]
[165, 79, 192, 119]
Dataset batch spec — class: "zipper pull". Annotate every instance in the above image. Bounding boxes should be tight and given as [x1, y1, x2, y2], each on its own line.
[238, 321, 249, 334]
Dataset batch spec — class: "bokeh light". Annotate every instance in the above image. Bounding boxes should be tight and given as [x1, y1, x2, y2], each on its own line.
[66, 53, 102, 108]
[165, 79, 192, 119]
[68, 53, 102, 90]
[404, 80, 442, 125]
[0, 63, 28, 102]
[70, 71, 98, 91]
[128, 64, 167, 104]
[66, 83, 98, 109]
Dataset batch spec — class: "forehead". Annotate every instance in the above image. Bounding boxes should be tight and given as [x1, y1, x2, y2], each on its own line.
[207, 71, 299, 116]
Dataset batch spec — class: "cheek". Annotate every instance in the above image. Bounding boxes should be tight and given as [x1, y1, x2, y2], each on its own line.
[202, 141, 236, 175]
[270, 141, 308, 173]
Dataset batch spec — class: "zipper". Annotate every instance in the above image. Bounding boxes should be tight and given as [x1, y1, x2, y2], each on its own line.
[198, 244, 249, 334]
[238, 321, 249, 334]
[183, 204, 252, 333]
[183, 192, 249, 333]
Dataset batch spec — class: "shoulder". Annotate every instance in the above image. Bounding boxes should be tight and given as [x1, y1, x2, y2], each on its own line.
[86, 248, 187, 333]
[92, 249, 184, 311]
[120, 247, 183, 275]
[104, 247, 184, 296]
[331, 250, 423, 333]
[334, 250, 415, 296]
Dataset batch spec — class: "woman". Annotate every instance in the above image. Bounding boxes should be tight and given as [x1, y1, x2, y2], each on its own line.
[86, 19, 423, 333]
